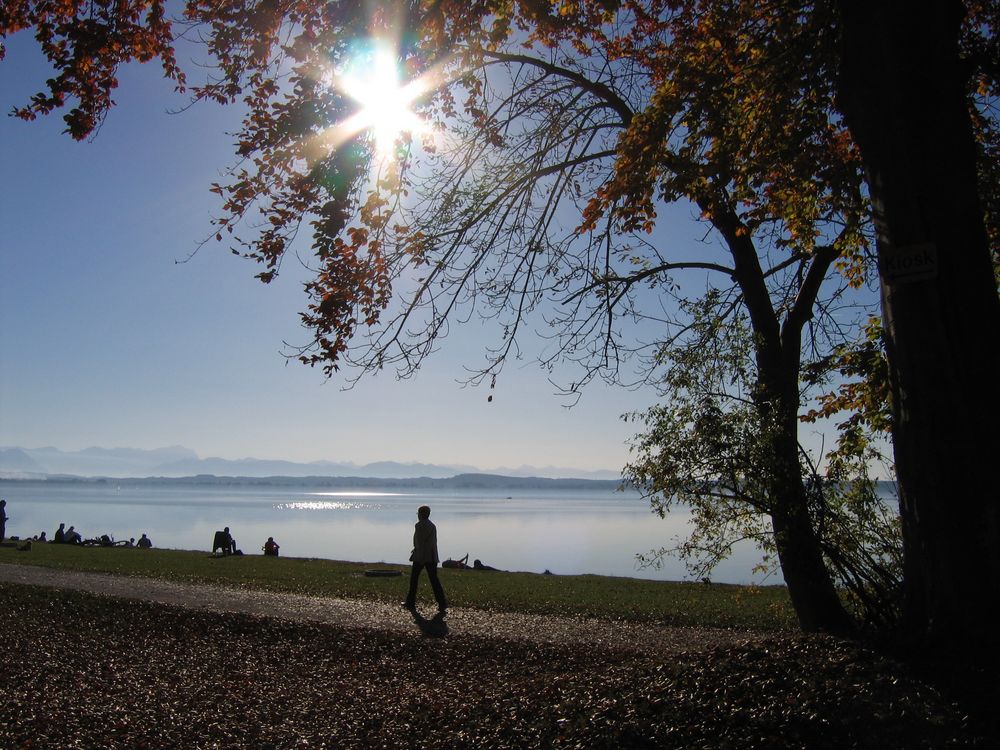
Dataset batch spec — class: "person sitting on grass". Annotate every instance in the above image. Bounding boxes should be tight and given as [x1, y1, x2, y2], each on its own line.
[262, 537, 280, 556]
[212, 527, 237, 556]
[442, 553, 470, 569]
[64, 526, 82, 545]
[137, 533, 152, 549]
[53, 523, 66, 544]
[473, 559, 500, 571]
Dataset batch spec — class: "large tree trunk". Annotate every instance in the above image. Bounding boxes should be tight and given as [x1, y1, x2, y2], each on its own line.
[765, 393, 854, 633]
[716, 197, 854, 633]
[835, 0, 1000, 648]
[769, 472, 855, 633]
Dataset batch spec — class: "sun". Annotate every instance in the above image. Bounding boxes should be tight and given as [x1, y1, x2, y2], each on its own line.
[331, 41, 430, 157]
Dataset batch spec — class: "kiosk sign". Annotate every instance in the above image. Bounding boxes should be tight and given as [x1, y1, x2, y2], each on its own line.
[879, 243, 938, 284]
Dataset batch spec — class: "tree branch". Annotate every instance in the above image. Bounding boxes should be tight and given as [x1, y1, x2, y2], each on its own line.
[482, 51, 635, 126]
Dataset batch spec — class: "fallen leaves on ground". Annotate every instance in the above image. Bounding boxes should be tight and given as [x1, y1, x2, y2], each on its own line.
[0, 583, 987, 748]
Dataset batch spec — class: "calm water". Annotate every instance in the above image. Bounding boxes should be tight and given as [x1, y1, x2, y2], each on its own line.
[0, 480, 779, 584]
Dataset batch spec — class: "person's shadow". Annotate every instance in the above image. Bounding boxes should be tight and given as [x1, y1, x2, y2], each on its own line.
[408, 609, 449, 638]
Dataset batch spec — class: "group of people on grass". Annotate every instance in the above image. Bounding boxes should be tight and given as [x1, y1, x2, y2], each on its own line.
[0, 501, 153, 548]
[48, 522, 153, 548]
[210, 527, 282, 557]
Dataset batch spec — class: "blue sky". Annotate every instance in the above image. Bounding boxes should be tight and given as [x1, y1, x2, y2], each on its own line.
[0, 34, 666, 474]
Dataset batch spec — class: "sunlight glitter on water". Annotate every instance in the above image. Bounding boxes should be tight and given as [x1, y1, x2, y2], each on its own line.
[274, 501, 384, 511]
[306, 492, 411, 497]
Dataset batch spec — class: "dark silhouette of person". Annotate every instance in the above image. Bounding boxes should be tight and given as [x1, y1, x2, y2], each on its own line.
[137, 533, 152, 548]
[54, 523, 66, 544]
[473, 559, 499, 571]
[263, 537, 280, 556]
[36, 531, 47, 543]
[212, 527, 236, 555]
[64, 525, 82, 544]
[402, 505, 447, 613]
[406, 608, 449, 638]
[442, 553, 469, 569]
[0, 499, 8, 541]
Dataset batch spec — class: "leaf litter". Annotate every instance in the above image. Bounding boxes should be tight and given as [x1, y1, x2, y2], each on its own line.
[0, 580, 988, 748]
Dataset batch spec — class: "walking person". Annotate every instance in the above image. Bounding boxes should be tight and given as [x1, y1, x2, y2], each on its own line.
[402, 505, 447, 614]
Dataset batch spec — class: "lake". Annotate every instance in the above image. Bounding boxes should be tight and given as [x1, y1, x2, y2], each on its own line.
[0, 479, 781, 584]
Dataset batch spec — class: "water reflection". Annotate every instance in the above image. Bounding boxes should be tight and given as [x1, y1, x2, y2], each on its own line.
[275, 501, 385, 511]
[306, 491, 407, 498]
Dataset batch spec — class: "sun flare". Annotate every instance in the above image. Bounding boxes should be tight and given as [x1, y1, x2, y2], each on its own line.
[331, 41, 430, 157]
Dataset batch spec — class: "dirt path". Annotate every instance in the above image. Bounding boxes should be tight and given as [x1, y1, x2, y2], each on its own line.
[0, 561, 766, 656]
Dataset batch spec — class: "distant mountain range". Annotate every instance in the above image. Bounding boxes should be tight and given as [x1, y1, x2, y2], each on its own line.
[0, 445, 621, 481]
[1, 472, 622, 492]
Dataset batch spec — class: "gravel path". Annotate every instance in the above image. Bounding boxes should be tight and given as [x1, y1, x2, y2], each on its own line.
[0, 561, 765, 657]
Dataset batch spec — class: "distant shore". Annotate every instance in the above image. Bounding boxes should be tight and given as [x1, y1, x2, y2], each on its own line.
[0, 472, 627, 491]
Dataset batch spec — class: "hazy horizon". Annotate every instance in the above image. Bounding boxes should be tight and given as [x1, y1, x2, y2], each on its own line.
[0, 443, 623, 480]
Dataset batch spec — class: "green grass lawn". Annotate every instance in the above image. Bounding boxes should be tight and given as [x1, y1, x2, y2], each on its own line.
[0, 542, 796, 630]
